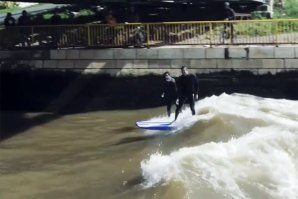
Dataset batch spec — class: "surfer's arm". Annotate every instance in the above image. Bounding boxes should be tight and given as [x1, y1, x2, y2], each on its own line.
[193, 74, 199, 100]
[173, 79, 178, 100]
[193, 75, 199, 94]
[161, 82, 167, 98]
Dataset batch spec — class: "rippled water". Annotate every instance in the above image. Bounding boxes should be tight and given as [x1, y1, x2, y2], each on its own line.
[0, 93, 297, 199]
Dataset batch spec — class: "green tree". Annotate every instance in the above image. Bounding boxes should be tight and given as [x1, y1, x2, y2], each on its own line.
[284, 0, 298, 17]
[274, 0, 298, 18]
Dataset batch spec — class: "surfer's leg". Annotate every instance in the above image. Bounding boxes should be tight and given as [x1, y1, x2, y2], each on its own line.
[189, 95, 195, 115]
[166, 100, 172, 117]
[174, 96, 185, 121]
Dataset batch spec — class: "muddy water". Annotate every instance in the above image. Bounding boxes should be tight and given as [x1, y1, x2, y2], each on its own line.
[0, 94, 298, 199]
[0, 107, 186, 199]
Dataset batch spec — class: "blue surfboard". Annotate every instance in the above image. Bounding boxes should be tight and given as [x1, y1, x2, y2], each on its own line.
[136, 121, 176, 131]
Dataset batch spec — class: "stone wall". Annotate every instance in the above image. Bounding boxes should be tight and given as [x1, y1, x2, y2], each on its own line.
[1, 46, 298, 75]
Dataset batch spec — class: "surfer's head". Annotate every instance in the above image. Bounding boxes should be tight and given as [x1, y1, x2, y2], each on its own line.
[164, 71, 172, 81]
[181, 66, 189, 76]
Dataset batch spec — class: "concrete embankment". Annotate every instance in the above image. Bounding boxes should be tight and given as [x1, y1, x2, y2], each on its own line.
[0, 46, 297, 114]
[1, 46, 298, 75]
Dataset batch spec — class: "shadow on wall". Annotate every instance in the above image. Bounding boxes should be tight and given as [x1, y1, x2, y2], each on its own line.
[1, 65, 298, 113]
[0, 64, 298, 141]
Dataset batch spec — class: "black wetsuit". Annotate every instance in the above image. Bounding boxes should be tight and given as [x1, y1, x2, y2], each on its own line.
[163, 79, 177, 117]
[4, 16, 15, 27]
[223, 6, 236, 38]
[223, 6, 236, 20]
[175, 74, 199, 120]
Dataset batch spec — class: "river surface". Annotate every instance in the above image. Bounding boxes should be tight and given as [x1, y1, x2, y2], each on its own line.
[0, 93, 298, 199]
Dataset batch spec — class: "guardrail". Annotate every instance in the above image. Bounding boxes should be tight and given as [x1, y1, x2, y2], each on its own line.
[0, 19, 297, 49]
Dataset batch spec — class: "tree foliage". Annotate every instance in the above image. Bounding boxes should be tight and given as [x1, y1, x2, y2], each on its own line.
[0, 2, 19, 10]
[274, 0, 298, 18]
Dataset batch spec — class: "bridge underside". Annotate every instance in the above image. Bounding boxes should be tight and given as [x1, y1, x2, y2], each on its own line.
[5, 0, 265, 6]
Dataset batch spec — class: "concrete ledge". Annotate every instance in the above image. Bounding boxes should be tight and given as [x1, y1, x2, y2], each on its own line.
[229, 59, 263, 68]
[2, 59, 297, 77]
[91, 60, 116, 68]
[171, 59, 190, 69]
[82, 68, 106, 75]
[262, 59, 284, 69]
[114, 49, 136, 59]
[79, 50, 95, 59]
[183, 48, 205, 59]
[249, 47, 274, 58]
[190, 59, 217, 68]
[274, 47, 295, 58]
[136, 49, 158, 59]
[29, 60, 43, 68]
[0, 51, 11, 59]
[228, 48, 247, 59]
[57, 60, 74, 68]
[51, 50, 66, 59]
[206, 48, 225, 58]
[134, 60, 149, 68]
[66, 50, 80, 59]
[43, 60, 57, 68]
[94, 49, 114, 59]
[74, 60, 112, 69]
[134, 68, 170, 76]
[0, 50, 48, 59]
[17, 60, 40, 68]
[148, 60, 171, 69]
[117, 60, 134, 69]
[158, 48, 184, 59]
[217, 60, 233, 68]
[285, 59, 298, 68]
[74, 60, 93, 68]
[192, 68, 219, 74]
[2, 46, 298, 77]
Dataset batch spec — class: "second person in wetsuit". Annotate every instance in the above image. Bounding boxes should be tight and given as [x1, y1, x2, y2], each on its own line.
[161, 72, 178, 117]
[174, 66, 199, 121]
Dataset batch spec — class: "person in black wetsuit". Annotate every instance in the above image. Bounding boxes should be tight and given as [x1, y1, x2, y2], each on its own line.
[223, 2, 236, 39]
[174, 66, 199, 121]
[161, 72, 178, 117]
[4, 13, 16, 27]
[223, 2, 236, 21]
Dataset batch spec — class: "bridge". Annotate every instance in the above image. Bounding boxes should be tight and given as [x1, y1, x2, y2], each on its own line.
[3, 0, 265, 6]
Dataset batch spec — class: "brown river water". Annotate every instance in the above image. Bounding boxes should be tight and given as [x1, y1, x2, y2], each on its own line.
[1, 93, 298, 199]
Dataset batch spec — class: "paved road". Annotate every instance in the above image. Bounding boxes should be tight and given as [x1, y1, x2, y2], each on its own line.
[0, 4, 68, 24]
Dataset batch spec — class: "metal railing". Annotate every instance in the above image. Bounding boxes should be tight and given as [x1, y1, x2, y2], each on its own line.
[0, 19, 297, 49]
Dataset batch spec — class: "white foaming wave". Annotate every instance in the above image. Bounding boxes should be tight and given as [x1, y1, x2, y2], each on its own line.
[141, 126, 298, 199]
[144, 93, 298, 134]
[143, 97, 218, 134]
[141, 94, 298, 199]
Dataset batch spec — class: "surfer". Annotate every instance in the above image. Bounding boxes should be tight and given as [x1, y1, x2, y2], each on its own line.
[174, 66, 199, 121]
[161, 72, 178, 117]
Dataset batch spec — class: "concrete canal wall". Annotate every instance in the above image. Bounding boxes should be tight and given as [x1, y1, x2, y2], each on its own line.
[1, 46, 298, 75]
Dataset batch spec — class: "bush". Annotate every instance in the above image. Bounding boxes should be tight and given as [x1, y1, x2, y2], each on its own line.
[0, 2, 18, 10]
[235, 20, 298, 36]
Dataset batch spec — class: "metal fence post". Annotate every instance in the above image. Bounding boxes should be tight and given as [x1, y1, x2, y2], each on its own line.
[31, 26, 34, 46]
[209, 22, 213, 47]
[275, 21, 279, 46]
[87, 24, 91, 47]
[146, 23, 150, 48]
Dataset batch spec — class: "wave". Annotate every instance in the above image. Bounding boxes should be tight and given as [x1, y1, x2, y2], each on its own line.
[140, 93, 298, 199]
